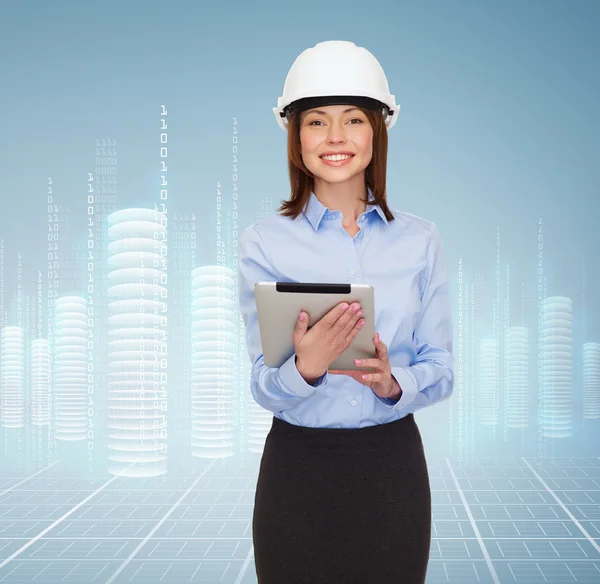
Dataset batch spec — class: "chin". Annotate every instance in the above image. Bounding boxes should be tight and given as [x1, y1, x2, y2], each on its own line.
[323, 173, 355, 183]
[321, 169, 364, 183]
[309, 162, 363, 182]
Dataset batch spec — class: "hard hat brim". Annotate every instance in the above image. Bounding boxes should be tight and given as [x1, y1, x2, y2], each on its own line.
[274, 95, 399, 132]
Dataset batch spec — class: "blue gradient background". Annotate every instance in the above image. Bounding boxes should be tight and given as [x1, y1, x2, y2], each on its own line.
[0, 1, 599, 583]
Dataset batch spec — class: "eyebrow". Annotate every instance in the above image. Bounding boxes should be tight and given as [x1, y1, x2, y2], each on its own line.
[305, 107, 359, 116]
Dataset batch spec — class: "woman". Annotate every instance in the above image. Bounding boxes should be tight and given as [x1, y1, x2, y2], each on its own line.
[237, 40, 454, 584]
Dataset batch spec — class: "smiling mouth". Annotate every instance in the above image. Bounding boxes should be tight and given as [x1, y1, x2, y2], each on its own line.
[319, 154, 355, 167]
[320, 154, 354, 161]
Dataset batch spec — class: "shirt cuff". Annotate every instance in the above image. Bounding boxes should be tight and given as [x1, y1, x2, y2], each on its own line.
[374, 366, 419, 410]
[278, 353, 328, 398]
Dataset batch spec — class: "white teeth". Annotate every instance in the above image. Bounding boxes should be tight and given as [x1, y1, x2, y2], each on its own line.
[322, 154, 352, 161]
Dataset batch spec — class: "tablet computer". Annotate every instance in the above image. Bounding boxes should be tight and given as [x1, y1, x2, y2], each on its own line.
[254, 281, 376, 371]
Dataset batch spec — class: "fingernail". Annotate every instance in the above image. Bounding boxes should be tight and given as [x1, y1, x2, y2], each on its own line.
[355, 359, 361, 364]
[299, 312, 305, 321]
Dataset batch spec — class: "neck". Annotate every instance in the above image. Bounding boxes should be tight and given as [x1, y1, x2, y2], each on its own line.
[314, 176, 369, 223]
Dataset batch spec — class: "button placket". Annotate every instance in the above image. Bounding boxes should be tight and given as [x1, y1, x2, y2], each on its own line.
[350, 238, 362, 279]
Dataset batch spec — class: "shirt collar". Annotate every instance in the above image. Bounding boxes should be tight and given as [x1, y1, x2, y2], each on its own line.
[303, 186, 389, 231]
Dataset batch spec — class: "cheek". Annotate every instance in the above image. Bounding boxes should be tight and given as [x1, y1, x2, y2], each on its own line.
[355, 141, 373, 165]
[300, 134, 320, 153]
[357, 133, 373, 154]
[300, 139, 324, 170]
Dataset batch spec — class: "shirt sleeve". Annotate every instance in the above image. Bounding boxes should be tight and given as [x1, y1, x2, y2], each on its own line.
[374, 223, 454, 413]
[237, 224, 329, 414]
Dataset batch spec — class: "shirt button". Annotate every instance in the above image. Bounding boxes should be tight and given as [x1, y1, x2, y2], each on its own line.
[351, 400, 357, 406]
[350, 269, 356, 275]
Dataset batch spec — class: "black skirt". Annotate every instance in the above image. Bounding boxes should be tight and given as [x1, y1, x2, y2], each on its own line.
[252, 414, 431, 584]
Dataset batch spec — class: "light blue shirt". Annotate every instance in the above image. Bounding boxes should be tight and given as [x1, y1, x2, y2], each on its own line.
[237, 188, 454, 428]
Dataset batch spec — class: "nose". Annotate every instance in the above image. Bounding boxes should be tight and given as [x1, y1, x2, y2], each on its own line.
[326, 121, 347, 143]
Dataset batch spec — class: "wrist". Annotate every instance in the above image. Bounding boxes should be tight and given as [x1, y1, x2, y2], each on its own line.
[389, 376, 403, 400]
[295, 355, 324, 384]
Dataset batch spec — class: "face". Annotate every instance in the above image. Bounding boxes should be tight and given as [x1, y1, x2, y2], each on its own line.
[299, 104, 373, 186]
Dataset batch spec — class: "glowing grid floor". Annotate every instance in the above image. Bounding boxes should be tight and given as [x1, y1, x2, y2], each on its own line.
[0, 457, 599, 583]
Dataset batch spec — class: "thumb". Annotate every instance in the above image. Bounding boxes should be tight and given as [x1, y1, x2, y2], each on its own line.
[293, 311, 309, 339]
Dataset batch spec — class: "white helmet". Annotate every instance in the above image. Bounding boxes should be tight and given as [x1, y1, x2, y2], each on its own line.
[273, 40, 400, 132]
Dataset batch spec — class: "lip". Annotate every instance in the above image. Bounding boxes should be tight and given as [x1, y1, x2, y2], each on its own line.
[319, 152, 355, 167]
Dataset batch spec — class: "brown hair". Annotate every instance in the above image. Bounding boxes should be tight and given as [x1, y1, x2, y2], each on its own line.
[276, 106, 396, 222]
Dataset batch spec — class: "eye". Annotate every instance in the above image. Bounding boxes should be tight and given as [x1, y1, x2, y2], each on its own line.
[308, 118, 364, 126]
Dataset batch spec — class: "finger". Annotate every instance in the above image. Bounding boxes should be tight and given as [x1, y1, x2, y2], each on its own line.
[322, 302, 355, 329]
[374, 333, 388, 355]
[293, 311, 309, 341]
[373, 332, 385, 346]
[340, 306, 364, 338]
[353, 358, 383, 369]
[334, 318, 365, 355]
[360, 372, 384, 382]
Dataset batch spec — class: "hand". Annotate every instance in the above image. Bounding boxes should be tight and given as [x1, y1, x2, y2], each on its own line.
[294, 301, 365, 380]
[328, 332, 402, 401]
